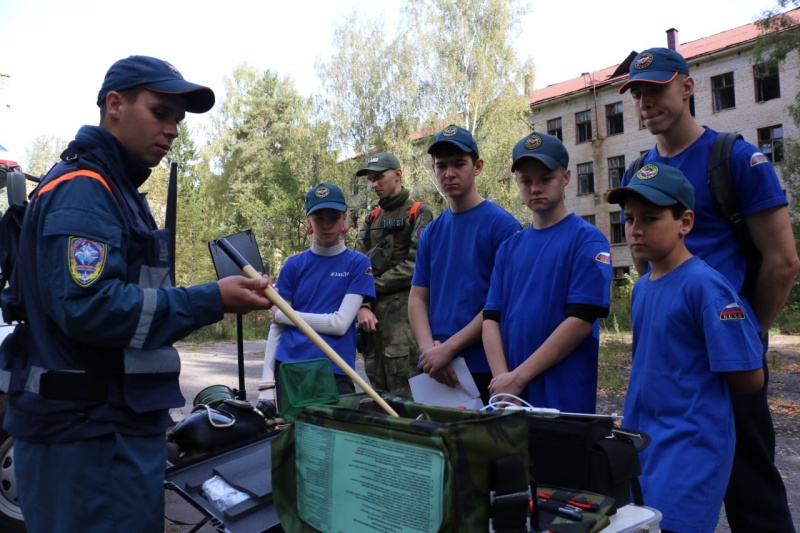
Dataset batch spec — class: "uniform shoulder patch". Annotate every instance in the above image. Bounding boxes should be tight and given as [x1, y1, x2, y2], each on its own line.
[595, 251, 611, 265]
[365, 267, 374, 276]
[719, 302, 746, 321]
[69, 237, 107, 286]
[750, 152, 770, 167]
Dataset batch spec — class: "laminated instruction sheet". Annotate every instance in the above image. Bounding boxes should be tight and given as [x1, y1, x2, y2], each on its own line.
[296, 421, 445, 532]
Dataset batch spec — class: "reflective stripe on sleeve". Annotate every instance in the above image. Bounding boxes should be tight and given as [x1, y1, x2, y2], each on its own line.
[130, 288, 158, 350]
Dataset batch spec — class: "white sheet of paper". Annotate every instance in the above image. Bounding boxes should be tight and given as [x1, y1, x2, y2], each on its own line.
[409, 357, 484, 409]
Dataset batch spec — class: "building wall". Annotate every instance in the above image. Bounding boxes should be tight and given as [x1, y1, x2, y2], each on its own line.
[529, 47, 800, 276]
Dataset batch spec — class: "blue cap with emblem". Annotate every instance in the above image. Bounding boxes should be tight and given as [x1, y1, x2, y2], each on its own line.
[306, 182, 348, 216]
[607, 162, 695, 210]
[511, 132, 569, 172]
[97, 55, 215, 113]
[619, 48, 690, 94]
[427, 124, 480, 158]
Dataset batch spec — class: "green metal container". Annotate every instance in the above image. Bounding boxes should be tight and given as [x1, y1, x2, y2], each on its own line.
[193, 384, 235, 408]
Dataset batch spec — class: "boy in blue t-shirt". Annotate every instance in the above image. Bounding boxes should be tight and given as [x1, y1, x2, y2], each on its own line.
[410, 124, 521, 404]
[258, 182, 376, 408]
[607, 163, 764, 533]
[483, 132, 612, 413]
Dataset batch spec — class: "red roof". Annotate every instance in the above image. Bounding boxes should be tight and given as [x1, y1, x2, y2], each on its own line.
[530, 8, 800, 106]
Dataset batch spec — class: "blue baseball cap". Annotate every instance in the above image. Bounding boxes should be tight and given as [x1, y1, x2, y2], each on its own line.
[427, 124, 480, 158]
[97, 56, 215, 113]
[306, 182, 348, 216]
[511, 132, 569, 172]
[619, 48, 690, 94]
[607, 162, 694, 210]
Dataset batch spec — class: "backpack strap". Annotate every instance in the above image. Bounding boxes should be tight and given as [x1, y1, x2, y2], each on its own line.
[707, 132, 744, 230]
[625, 153, 648, 183]
[409, 201, 423, 223]
[707, 132, 761, 298]
[368, 206, 382, 223]
[489, 455, 532, 533]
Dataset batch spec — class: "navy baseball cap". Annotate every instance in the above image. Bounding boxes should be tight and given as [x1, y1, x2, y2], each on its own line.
[356, 152, 400, 176]
[427, 124, 480, 158]
[619, 48, 690, 94]
[511, 132, 569, 172]
[97, 56, 215, 113]
[306, 182, 348, 216]
[607, 162, 694, 210]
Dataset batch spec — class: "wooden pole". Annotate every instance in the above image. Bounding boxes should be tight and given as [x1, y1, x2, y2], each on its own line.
[217, 238, 399, 417]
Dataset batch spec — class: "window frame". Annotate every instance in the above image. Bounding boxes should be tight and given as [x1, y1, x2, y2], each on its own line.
[607, 155, 626, 190]
[711, 72, 736, 112]
[757, 124, 784, 163]
[575, 110, 593, 143]
[754, 64, 780, 103]
[547, 117, 563, 141]
[577, 162, 595, 195]
[610, 211, 625, 245]
[606, 102, 624, 136]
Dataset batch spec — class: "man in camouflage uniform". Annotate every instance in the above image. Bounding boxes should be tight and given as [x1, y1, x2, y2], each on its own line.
[355, 153, 433, 398]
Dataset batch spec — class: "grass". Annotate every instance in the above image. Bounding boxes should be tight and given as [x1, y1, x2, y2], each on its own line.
[183, 312, 270, 342]
[598, 332, 633, 393]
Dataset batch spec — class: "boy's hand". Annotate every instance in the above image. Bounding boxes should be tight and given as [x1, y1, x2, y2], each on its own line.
[418, 341, 455, 375]
[357, 307, 378, 332]
[430, 362, 459, 387]
[489, 371, 525, 404]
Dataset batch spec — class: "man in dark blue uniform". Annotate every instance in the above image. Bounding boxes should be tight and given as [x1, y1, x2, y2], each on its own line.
[0, 56, 273, 532]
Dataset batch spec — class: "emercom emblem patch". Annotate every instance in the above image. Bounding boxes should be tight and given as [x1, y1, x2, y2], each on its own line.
[69, 237, 107, 286]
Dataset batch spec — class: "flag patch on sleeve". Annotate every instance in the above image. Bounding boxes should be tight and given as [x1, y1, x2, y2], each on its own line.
[719, 302, 746, 321]
[595, 252, 611, 265]
[750, 153, 770, 167]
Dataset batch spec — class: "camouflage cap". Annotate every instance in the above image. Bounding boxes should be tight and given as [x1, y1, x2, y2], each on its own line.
[356, 152, 400, 176]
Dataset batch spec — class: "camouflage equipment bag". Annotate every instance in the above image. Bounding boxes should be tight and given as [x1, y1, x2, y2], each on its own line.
[271, 393, 530, 532]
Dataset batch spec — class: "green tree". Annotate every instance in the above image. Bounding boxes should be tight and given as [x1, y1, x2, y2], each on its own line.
[316, 11, 421, 220]
[404, 0, 534, 205]
[23, 134, 67, 176]
[206, 65, 339, 272]
[316, 0, 535, 222]
[140, 123, 219, 287]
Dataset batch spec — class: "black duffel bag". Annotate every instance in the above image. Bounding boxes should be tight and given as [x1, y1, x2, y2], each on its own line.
[527, 413, 649, 513]
[169, 399, 269, 453]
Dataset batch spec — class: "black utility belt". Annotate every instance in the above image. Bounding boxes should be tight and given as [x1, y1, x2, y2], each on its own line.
[39, 371, 109, 402]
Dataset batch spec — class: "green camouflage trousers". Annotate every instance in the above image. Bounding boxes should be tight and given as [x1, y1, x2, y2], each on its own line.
[362, 290, 420, 399]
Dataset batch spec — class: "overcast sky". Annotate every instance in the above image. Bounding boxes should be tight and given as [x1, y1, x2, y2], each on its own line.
[0, 0, 780, 164]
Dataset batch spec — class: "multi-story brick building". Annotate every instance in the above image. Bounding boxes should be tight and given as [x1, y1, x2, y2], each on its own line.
[528, 10, 800, 279]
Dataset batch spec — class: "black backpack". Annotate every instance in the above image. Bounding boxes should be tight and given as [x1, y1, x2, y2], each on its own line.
[0, 169, 39, 324]
[626, 132, 761, 298]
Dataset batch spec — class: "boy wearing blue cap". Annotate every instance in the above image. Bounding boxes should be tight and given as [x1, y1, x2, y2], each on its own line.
[5, 56, 274, 532]
[607, 162, 764, 533]
[258, 183, 376, 406]
[620, 47, 798, 532]
[482, 132, 612, 413]
[410, 124, 521, 403]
